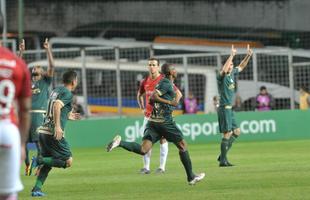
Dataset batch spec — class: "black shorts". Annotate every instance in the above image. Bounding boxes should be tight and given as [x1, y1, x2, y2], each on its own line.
[143, 120, 184, 145]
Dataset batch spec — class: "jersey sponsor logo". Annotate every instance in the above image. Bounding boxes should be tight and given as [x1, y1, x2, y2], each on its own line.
[228, 83, 235, 90]
[32, 88, 41, 94]
[0, 68, 13, 78]
[0, 59, 16, 68]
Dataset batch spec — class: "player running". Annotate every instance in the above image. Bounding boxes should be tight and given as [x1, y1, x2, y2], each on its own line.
[30, 70, 81, 197]
[107, 63, 205, 185]
[137, 58, 182, 174]
[0, 46, 31, 200]
[217, 44, 253, 167]
[19, 38, 55, 176]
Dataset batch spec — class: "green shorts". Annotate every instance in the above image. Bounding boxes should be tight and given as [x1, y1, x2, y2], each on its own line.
[217, 106, 238, 133]
[39, 134, 72, 160]
[143, 120, 184, 145]
[28, 112, 45, 142]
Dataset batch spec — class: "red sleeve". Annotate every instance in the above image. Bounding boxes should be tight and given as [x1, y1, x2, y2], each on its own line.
[20, 60, 32, 98]
[138, 77, 147, 94]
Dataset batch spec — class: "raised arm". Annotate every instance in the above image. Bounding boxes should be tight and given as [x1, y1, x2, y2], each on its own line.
[238, 44, 253, 72]
[18, 39, 25, 58]
[220, 45, 237, 75]
[44, 38, 55, 77]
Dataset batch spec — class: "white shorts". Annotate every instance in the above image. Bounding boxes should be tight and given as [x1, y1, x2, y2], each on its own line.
[0, 120, 23, 194]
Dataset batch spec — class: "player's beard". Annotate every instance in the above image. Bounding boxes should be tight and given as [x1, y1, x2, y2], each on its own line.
[32, 72, 40, 77]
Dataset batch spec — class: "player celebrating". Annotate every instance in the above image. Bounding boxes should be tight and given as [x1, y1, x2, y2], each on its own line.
[19, 38, 55, 176]
[0, 46, 31, 199]
[137, 58, 182, 174]
[217, 44, 253, 167]
[107, 63, 205, 185]
[30, 70, 81, 197]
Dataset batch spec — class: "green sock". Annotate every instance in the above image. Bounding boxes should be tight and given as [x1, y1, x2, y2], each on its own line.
[228, 133, 238, 151]
[119, 141, 144, 155]
[179, 151, 195, 182]
[33, 165, 52, 191]
[220, 138, 229, 163]
[38, 157, 66, 168]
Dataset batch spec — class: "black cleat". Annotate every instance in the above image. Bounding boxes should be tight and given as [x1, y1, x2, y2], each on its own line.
[219, 161, 234, 167]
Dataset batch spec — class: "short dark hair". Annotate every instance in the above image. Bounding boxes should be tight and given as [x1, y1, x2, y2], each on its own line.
[161, 63, 173, 76]
[148, 57, 160, 66]
[63, 70, 77, 84]
[260, 86, 267, 91]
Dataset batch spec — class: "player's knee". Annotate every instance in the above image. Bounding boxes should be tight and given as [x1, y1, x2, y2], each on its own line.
[233, 128, 241, 136]
[141, 146, 151, 155]
[66, 157, 73, 168]
[177, 140, 187, 152]
[160, 137, 167, 144]
[223, 131, 232, 139]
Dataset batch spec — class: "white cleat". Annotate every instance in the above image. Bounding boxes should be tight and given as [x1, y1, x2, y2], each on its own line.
[188, 173, 205, 185]
[106, 135, 121, 152]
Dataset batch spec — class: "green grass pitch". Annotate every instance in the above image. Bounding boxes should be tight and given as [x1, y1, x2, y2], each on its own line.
[20, 140, 310, 200]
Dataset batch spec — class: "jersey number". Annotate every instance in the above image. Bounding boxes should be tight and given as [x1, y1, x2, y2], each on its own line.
[0, 79, 15, 115]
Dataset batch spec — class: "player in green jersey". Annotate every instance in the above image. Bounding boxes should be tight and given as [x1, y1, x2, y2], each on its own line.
[30, 70, 81, 197]
[107, 63, 205, 185]
[217, 44, 253, 167]
[19, 38, 55, 176]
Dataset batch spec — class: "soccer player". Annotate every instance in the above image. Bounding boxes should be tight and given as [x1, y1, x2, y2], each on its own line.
[217, 44, 253, 167]
[30, 70, 81, 197]
[19, 38, 55, 176]
[137, 58, 182, 174]
[0, 46, 31, 199]
[107, 63, 205, 185]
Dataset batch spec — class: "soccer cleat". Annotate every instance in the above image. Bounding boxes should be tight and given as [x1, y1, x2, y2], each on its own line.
[219, 161, 234, 167]
[29, 156, 38, 176]
[155, 168, 165, 174]
[139, 168, 151, 174]
[188, 173, 205, 185]
[31, 190, 46, 197]
[25, 165, 30, 176]
[106, 135, 121, 152]
[217, 155, 221, 162]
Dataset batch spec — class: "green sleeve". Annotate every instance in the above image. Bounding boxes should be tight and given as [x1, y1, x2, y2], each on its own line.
[58, 90, 73, 106]
[156, 79, 172, 96]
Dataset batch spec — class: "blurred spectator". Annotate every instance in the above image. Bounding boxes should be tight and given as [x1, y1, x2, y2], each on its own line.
[182, 91, 198, 114]
[72, 96, 85, 116]
[233, 94, 244, 112]
[299, 86, 310, 110]
[256, 86, 274, 111]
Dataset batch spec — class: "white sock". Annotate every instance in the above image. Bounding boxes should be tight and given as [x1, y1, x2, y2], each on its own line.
[143, 148, 152, 170]
[159, 142, 168, 170]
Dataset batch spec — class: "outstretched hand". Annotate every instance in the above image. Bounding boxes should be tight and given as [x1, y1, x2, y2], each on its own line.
[43, 38, 50, 49]
[247, 44, 253, 56]
[68, 112, 81, 120]
[19, 39, 25, 51]
[231, 44, 237, 56]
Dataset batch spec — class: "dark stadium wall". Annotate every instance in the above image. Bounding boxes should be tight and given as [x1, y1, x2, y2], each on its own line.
[6, 0, 310, 37]
[65, 110, 310, 148]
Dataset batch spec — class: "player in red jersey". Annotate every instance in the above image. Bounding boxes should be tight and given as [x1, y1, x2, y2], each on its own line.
[0, 46, 31, 200]
[137, 58, 182, 174]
